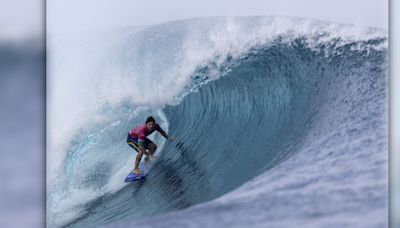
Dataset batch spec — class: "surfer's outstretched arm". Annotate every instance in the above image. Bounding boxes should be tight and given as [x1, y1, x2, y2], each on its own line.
[158, 128, 174, 140]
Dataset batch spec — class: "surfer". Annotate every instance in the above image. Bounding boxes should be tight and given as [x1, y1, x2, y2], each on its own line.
[127, 116, 173, 174]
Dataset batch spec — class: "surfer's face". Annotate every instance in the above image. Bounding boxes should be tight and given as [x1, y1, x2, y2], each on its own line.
[146, 122, 155, 131]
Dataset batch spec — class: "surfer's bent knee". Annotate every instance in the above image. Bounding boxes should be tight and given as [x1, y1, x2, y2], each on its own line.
[136, 152, 143, 159]
[149, 143, 157, 151]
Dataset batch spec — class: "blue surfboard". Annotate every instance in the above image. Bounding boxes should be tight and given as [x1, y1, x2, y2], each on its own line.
[124, 172, 145, 182]
[124, 161, 152, 182]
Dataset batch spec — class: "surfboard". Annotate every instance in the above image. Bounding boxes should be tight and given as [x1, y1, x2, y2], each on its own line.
[124, 172, 145, 182]
[124, 161, 152, 182]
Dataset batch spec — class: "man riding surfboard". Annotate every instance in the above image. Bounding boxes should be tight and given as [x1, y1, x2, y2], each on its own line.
[127, 116, 173, 174]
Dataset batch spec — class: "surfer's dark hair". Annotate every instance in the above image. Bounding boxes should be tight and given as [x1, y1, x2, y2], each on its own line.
[146, 116, 156, 124]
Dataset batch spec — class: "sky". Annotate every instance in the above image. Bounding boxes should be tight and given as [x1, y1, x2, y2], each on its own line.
[0, 0, 388, 39]
[0, 0, 44, 40]
[46, 0, 388, 34]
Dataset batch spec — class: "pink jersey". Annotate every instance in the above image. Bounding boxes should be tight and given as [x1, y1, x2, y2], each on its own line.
[129, 123, 161, 143]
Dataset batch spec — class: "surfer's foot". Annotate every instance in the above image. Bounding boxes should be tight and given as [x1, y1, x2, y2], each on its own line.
[133, 169, 141, 174]
[149, 155, 157, 160]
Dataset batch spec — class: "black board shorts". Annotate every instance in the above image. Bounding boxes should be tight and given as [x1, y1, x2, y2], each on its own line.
[127, 134, 153, 152]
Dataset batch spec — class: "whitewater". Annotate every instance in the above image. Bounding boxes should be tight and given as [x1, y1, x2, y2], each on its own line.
[46, 16, 388, 228]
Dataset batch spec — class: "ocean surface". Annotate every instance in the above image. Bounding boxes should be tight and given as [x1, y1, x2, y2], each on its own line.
[46, 16, 388, 228]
